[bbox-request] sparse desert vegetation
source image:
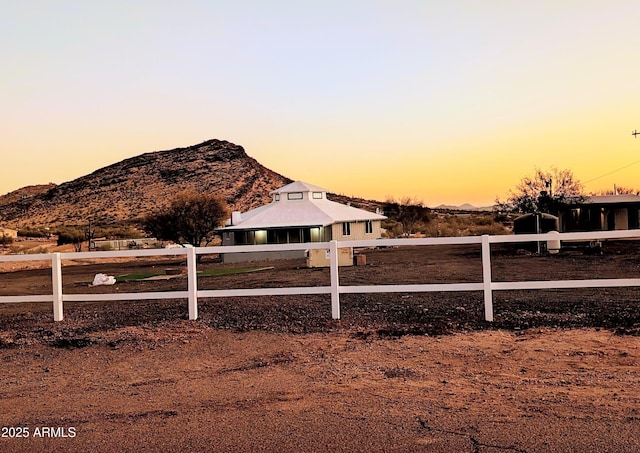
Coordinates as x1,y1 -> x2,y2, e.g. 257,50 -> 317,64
1,143 -> 638,452
1,242 -> 640,452
383,211 -> 509,238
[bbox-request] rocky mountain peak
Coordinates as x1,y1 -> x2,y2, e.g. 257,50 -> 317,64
0,140 -> 291,227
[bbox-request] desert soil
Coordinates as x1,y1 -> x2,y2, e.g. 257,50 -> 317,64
1,241 -> 640,452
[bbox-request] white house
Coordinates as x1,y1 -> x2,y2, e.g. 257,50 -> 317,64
219,181 -> 386,265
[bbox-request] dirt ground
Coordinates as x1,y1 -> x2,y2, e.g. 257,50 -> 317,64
1,241 -> 640,452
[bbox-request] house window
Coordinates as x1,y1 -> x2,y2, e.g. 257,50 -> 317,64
342,222 -> 351,236
255,230 -> 267,244
267,228 -> 289,244
288,228 -> 302,243
275,194 -> 280,201
287,192 -> 303,200
312,192 -> 323,199
365,220 -> 373,234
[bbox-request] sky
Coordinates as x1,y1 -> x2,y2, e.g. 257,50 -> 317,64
2,1 -> 639,207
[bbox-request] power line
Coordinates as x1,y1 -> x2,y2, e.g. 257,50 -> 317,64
584,130 -> 639,184
583,158 -> 640,184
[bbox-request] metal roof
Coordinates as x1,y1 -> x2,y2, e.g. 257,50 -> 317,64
224,181 -> 386,230
583,194 -> 640,205
270,181 -> 328,194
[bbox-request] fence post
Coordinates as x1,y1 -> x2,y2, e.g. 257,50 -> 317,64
481,235 -> 493,322
51,253 -> 63,321
187,247 -> 198,320
329,240 -> 340,319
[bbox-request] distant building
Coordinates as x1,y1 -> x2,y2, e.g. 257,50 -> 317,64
91,238 -> 159,251
0,227 -> 18,239
219,181 -> 386,265
559,195 -> 640,232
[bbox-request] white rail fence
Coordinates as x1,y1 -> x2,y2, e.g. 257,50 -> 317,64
1,230 -> 640,323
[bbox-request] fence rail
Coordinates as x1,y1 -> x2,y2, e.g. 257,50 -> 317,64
1,230 -> 640,322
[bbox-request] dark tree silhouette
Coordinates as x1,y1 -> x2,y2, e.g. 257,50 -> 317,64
57,227 -> 85,252
383,196 -> 432,237
143,191 -> 229,247
496,167 -> 585,215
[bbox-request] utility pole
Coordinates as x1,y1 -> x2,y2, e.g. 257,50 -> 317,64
85,219 -> 95,251
633,130 -> 639,138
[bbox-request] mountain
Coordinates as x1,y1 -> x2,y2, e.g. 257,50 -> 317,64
433,203 -> 494,212
0,140 -> 293,227
0,139 -> 383,228
0,183 -> 57,207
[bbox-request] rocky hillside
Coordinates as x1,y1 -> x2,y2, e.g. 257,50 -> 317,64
0,183 -> 57,207
0,140 -> 293,227
0,139 -> 383,228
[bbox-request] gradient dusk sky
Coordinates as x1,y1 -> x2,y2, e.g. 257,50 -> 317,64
2,1 -> 639,207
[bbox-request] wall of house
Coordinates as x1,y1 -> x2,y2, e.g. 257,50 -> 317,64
220,215 -> 383,264
603,207 -> 635,231
561,207 -> 603,232
331,220 -> 382,241
561,205 -> 640,232
0,228 -> 18,239
614,209 -> 629,230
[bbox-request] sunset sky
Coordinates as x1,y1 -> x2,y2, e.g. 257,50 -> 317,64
2,1 -> 639,207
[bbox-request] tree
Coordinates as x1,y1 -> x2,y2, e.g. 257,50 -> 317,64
143,191 -> 229,248
57,227 -> 85,252
383,196 -> 432,237
497,167 -> 585,215
590,186 -> 639,196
